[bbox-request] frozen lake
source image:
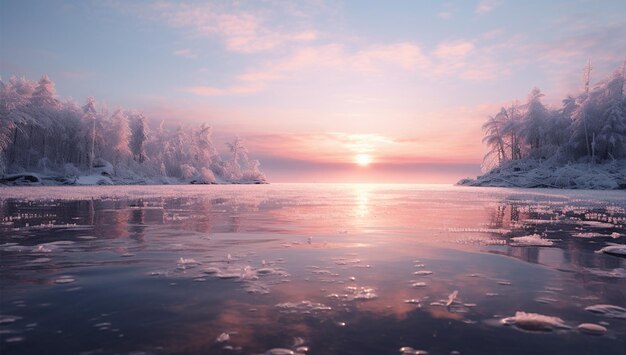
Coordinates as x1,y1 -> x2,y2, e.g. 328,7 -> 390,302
1,184 -> 625,354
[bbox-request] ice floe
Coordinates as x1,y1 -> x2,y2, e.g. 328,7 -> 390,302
413,270 -> 433,276
446,290 -> 459,307
176,257 -> 200,270
259,337 -> 309,355
595,244 -> 626,257
275,301 -> 332,314
510,234 -> 555,246
0,315 -> 22,325
54,275 -> 76,284
399,346 -> 428,354
327,286 -> 378,301
216,332 -> 230,343
585,267 -> 626,278
584,304 -> 626,319
500,311 -> 570,331
574,232 -> 617,238
577,323 -> 607,335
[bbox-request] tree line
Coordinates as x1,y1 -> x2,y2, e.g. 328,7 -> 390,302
482,60 -> 626,171
0,75 -> 266,183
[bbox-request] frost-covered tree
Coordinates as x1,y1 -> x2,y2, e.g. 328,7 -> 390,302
0,75 -> 266,183
594,71 -> 626,160
31,75 -> 59,109
520,88 -> 549,154
107,109 -> 132,168
82,97 -> 98,170
482,111 -> 507,169
225,136 -> 247,180
130,113 -> 149,163
501,102 -> 523,161
481,61 -> 626,171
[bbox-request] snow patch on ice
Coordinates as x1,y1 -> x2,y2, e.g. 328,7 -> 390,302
500,311 -> 570,331
595,244 -> 626,257
510,234 -> 554,246
275,301 -> 332,314
577,323 -> 607,335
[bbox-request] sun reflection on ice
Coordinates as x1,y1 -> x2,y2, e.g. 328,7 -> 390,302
354,185 -> 372,218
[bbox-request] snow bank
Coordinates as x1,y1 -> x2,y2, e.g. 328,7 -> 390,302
458,159 -> 626,190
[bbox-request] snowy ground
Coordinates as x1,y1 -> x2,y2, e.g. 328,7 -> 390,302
458,159 -> 626,190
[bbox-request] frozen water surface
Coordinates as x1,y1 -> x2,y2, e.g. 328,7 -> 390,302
1,184 -> 625,354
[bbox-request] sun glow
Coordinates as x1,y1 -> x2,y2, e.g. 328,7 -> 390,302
355,154 -> 372,166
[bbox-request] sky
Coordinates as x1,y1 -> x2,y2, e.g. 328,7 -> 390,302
1,0 -> 625,183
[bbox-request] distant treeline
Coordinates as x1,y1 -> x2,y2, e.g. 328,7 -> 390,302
482,60 -> 626,170
0,75 -> 265,183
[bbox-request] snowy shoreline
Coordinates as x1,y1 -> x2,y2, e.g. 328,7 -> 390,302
0,171 -> 267,186
457,159 -> 626,190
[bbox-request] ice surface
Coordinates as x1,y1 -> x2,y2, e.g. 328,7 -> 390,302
585,267 -> 626,278
264,349 -> 296,355
75,175 -> 113,186
510,234 -> 554,246
1,184 -> 625,353
500,311 -> 570,331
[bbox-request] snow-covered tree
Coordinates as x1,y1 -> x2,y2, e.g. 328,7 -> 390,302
482,111 -> 507,169
520,88 -> 548,153
0,74 -> 267,183
107,109 -> 132,169
130,113 -> 149,163
31,75 -> 59,109
481,61 -> 625,170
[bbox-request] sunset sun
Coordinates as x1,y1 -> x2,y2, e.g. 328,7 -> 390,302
355,154 -> 371,166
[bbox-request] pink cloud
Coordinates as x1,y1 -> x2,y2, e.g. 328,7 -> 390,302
173,48 -> 197,59
185,42 -> 428,96
234,42 -> 427,85
354,43 -> 430,72
149,2 -> 318,53
435,41 -> 474,59
183,83 -> 263,96
475,0 -> 502,15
